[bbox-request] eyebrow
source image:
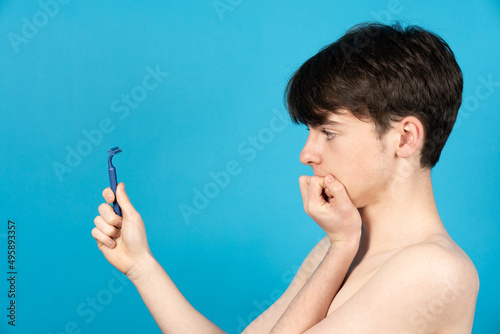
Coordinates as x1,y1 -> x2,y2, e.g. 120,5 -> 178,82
321,119 -> 343,126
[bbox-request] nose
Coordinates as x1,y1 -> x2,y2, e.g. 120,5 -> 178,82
300,131 -> 322,166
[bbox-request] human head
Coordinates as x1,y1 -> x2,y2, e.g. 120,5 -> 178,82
285,22 -> 463,168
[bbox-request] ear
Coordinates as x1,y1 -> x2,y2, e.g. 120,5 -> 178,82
394,116 -> 425,159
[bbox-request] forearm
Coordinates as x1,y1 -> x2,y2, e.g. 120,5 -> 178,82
127,255 -> 225,334
270,239 -> 358,334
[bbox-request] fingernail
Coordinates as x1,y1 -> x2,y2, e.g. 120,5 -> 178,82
108,240 -> 115,247
118,219 -> 122,227
326,175 -> 334,183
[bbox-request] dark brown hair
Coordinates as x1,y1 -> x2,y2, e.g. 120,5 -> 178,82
285,22 -> 463,168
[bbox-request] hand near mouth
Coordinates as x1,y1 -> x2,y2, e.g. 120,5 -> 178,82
298,174 -> 362,245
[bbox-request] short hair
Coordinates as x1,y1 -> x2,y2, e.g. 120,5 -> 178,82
285,22 -> 463,168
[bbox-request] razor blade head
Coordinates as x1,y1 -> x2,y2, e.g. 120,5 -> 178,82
108,147 -> 122,155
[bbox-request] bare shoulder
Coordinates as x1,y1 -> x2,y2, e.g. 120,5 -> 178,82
375,234 -> 480,331
310,234 -> 479,333
388,234 -> 479,292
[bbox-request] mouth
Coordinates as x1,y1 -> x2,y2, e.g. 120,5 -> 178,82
312,171 -> 327,177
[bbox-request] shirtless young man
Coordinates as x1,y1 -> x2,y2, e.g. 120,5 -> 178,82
92,23 -> 479,333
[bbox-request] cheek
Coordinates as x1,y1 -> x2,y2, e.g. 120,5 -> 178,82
323,146 -> 367,197
341,155 -> 374,200
333,143 -> 390,206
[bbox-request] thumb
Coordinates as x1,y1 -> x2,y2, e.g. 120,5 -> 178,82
324,175 -> 353,210
115,183 -> 139,217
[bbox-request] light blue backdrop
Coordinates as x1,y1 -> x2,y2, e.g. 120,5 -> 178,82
1,1 -> 499,333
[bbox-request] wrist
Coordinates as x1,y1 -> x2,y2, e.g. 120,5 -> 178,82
326,232 -> 361,256
126,253 -> 157,284
327,230 -> 361,247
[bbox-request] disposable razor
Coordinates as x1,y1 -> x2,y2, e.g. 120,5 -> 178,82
108,147 -> 122,216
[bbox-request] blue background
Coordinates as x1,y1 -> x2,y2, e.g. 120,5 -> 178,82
1,0 -> 499,333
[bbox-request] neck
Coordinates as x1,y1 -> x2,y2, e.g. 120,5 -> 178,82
357,166 -> 447,258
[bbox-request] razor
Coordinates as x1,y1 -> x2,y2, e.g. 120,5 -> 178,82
108,147 -> 122,217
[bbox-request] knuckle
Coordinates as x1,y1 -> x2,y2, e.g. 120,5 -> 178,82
94,218 -> 104,231
98,203 -> 109,213
106,226 -> 118,238
91,227 -> 101,240
103,224 -> 116,236
94,217 -> 113,236
102,189 -> 113,201
310,176 -> 320,183
110,216 -> 121,226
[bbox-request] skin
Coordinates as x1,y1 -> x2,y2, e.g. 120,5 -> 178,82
92,109 -> 479,333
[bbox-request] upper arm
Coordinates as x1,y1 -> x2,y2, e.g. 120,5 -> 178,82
304,243 -> 479,334
242,237 -> 331,334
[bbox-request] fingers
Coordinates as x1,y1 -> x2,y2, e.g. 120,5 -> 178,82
299,175 -> 311,213
94,216 -> 121,239
102,187 -> 115,204
307,176 -> 329,208
91,227 -> 116,248
298,174 -> 360,241
323,175 -> 352,211
95,200 -> 122,250
299,174 -> 351,213
115,183 -> 139,218
98,203 -> 122,228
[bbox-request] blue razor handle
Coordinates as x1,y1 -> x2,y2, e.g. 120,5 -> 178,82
108,147 -> 123,217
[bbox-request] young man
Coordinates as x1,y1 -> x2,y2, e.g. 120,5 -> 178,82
92,22 -> 479,333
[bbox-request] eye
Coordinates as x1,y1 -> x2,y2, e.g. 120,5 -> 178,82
322,129 -> 336,140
